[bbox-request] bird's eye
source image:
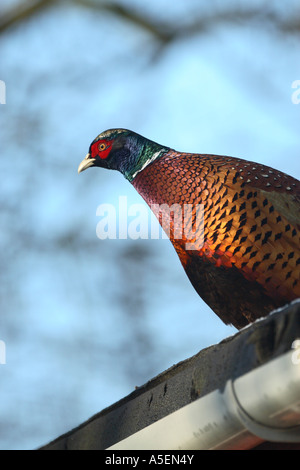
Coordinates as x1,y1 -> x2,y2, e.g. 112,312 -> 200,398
98,143 -> 107,152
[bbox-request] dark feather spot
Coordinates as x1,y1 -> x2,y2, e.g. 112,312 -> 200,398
225,219 -> 233,231
221,200 -> 229,210
252,261 -> 261,271
212,232 -> 219,243
232,172 -> 239,184
244,246 -> 253,255
262,231 -> 272,245
261,217 -> 267,226
255,209 -> 261,218
232,228 -> 243,242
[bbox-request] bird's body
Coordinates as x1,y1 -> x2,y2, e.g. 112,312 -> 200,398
78,129 -> 300,329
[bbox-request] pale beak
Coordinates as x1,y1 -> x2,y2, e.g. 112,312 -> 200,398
78,153 -> 95,174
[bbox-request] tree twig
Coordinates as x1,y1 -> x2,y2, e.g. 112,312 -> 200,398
0,0 -> 58,33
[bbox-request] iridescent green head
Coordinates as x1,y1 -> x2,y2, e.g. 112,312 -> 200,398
78,129 -> 168,182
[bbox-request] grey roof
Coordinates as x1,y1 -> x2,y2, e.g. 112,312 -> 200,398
40,300 -> 300,450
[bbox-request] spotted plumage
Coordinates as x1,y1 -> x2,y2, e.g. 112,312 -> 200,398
78,129 -> 300,329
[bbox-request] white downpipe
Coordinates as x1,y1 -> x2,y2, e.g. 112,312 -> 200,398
107,349 -> 300,450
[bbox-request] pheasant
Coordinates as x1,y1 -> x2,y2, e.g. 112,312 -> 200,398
78,129 -> 300,329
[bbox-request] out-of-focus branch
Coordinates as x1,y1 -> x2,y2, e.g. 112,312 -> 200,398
73,0 -> 300,42
280,17 -> 300,35
73,0 -> 175,43
0,0 -> 58,33
0,0 -> 299,41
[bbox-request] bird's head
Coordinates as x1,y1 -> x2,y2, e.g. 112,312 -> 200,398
78,128 -> 168,182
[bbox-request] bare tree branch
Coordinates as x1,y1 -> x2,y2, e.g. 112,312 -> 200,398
1,0 -> 299,40
73,0 -> 300,41
0,0 -> 58,33
73,0 -> 175,43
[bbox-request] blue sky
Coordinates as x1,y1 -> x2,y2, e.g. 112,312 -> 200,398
0,1 -> 299,450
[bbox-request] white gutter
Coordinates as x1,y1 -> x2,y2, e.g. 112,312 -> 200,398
107,349 -> 300,450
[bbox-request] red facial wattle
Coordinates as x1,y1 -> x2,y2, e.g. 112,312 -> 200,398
90,140 -> 112,159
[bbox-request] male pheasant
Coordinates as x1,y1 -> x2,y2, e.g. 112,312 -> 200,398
78,129 -> 300,329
